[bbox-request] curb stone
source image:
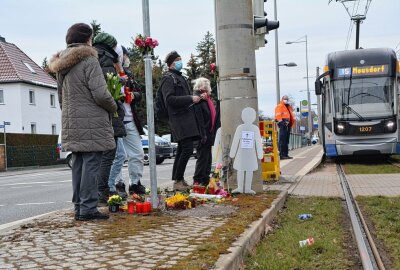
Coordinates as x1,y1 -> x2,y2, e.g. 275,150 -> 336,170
214,190 -> 288,270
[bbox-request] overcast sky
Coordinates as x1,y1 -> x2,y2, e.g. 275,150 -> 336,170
1,0 -> 398,117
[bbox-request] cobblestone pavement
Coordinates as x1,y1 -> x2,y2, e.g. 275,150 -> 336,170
0,210 -> 227,270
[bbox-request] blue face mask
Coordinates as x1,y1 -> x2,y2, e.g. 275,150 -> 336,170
174,60 -> 183,71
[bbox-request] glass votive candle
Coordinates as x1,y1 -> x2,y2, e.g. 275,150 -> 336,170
144,202 -> 152,213
136,203 -> 144,213
127,201 -> 135,214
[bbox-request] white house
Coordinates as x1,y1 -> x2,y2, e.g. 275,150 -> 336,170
0,36 -> 60,135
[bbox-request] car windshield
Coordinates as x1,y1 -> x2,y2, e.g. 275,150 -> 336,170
333,77 -> 394,120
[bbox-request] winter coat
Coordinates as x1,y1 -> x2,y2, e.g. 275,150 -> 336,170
128,90 -> 145,135
113,100 -> 126,137
49,44 -> 117,152
161,69 -> 200,142
194,98 -> 215,147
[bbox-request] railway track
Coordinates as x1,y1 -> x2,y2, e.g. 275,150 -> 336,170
337,163 -> 385,270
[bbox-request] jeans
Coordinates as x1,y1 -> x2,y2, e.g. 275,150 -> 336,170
97,137 -> 117,196
108,137 -> 127,192
71,151 -> 102,215
172,138 -> 194,181
123,122 -> 144,185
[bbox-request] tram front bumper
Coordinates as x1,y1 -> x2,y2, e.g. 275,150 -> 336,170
335,137 -> 397,156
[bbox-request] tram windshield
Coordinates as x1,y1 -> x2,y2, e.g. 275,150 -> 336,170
333,77 -> 394,120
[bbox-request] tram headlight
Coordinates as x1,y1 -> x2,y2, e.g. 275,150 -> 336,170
384,120 -> 396,133
336,123 -> 345,134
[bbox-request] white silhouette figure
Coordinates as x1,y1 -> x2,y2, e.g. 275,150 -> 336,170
229,107 -> 263,194
212,127 -> 222,165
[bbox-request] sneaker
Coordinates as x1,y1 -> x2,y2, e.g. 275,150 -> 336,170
77,211 -> 109,221
115,182 -> 126,193
280,156 -> 288,160
129,180 -> 146,195
285,156 -> 293,159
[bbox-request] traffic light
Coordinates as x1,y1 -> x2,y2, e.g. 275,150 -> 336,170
252,0 -> 279,49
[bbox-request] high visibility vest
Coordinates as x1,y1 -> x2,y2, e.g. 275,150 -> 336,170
274,101 -> 295,127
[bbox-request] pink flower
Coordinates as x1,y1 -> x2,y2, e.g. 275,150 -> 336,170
216,163 -> 222,170
144,37 -> 153,47
152,39 -> 159,48
134,37 -> 144,47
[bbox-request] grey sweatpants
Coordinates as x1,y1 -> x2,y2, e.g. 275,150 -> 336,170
71,152 -> 102,215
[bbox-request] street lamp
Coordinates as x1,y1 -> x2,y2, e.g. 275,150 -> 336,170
279,62 -> 297,67
286,35 -> 312,138
276,62 -> 297,105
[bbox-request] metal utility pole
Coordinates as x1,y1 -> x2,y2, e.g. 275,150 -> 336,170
274,0 -> 280,105
215,0 -> 262,192
142,0 -> 157,208
316,67 -> 322,142
353,16 -> 365,49
305,35 -> 312,138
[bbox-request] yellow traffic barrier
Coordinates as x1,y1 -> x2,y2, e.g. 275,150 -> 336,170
259,121 -> 280,181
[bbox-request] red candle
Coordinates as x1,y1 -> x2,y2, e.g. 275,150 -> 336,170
128,202 -> 135,214
144,202 -> 152,213
136,203 -> 144,213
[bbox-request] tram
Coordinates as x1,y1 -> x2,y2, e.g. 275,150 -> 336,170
315,48 -> 400,157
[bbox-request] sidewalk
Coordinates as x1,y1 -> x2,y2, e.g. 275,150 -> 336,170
0,146 -> 324,270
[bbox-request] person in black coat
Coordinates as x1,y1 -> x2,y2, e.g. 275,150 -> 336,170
192,78 -> 216,186
161,51 -> 202,190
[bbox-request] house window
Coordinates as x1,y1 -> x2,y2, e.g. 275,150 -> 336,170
29,90 -> 35,104
50,94 -> 55,107
0,89 -> 3,104
31,123 -> 36,134
52,124 -> 56,135
23,62 -> 36,74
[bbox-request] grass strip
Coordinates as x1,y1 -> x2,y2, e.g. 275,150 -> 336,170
245,197 -> 357,270
357,196 -> 400,269
343,162 -> 400,174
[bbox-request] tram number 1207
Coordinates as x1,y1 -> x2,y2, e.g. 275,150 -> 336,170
359,126 -> 372,132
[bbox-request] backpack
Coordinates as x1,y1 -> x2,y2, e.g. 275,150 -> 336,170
155,72 -> 177,121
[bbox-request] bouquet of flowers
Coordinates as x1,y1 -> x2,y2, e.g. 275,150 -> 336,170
165,193 -> 194,209
107,195 -> 123,206
134,34 -> 159,55
106,73 -> 124,101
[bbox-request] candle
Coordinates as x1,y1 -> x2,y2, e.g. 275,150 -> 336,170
128,201 -> 135,214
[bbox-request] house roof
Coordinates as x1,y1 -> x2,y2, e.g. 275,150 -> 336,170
0,40 -> 57,89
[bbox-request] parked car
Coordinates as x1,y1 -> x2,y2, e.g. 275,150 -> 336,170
161,134 -> 197,158
142,128 -> 173,165
57,131 -> 72,168
161,134 -> 178,156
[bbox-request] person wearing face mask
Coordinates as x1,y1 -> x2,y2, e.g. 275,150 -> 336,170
275,95 -> 295,160
161,51 -> 201,191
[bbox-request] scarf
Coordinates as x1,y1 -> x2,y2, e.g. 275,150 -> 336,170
206,96 -> 216,132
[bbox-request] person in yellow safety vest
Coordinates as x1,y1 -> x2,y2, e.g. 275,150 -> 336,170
274,95 -> 295,160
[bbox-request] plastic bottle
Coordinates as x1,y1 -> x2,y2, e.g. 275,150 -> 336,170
299,237 -> 314,247
298,214 -> 313,220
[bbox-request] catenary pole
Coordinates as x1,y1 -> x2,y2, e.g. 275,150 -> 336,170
305,35 -> 312,138
142,0 -> 158,208
215,0 -> 262,192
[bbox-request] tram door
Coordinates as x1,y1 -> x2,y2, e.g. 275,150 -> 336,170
323,80 -> 335,156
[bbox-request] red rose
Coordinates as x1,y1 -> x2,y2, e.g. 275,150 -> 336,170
144,37 -> 153,47
152,39 -> 159,48
134,37 -> 144,47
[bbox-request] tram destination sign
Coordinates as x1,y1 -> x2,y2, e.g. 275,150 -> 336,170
337,64 -> 388,78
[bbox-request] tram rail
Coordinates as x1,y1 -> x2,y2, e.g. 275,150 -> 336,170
337,163 -> 385,270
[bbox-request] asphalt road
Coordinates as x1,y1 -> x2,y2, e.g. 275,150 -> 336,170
0,158 -> 196,226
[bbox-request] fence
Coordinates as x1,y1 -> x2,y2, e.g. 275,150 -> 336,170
289,133 -> 304,150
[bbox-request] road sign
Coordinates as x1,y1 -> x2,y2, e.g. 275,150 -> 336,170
0,125 -> 4,128
300,126 -> 306,131
4,122 -> 10,125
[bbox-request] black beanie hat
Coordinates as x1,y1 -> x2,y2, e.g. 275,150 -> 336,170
66,23 -> 93,45
165,51 -> 181,67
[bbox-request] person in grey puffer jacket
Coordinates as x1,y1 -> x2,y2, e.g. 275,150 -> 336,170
49,23 -> 117,221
